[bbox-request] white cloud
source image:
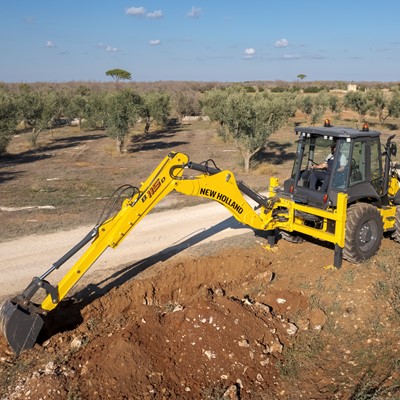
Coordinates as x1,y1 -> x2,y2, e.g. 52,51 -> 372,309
98,43 -> 119,52
147,10 -> 163,18
106,46 -> 119,52
149,39 -> 161,46
46,40 -> 55,48
187,6 -> 202,18
126,6 -> 146,16
243,48 -> 256,58
275,38 -> 289,48
125,6 -> 163,19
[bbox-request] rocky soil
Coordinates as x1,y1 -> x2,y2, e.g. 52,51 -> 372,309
1,232 -> 400,399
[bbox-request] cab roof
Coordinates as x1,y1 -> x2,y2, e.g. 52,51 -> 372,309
294,125 -> 381,139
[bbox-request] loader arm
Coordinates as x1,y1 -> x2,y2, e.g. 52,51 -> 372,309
1,152 -> 272,354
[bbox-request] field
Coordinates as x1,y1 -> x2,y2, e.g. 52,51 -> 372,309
0,117 -> 400,399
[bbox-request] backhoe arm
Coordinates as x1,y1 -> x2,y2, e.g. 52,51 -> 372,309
1,152 -> 272,354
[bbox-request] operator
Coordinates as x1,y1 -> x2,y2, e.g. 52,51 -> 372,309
309,142 -> 346,191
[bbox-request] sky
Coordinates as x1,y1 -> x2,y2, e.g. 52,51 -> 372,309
1,1 -> 400,83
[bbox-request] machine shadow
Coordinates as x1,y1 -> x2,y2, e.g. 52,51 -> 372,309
39,216 -> 257,341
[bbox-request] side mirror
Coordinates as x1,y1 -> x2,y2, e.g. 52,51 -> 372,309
391,142 -> 397,157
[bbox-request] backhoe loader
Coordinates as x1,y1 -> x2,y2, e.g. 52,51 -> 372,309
1,120 -> 400,355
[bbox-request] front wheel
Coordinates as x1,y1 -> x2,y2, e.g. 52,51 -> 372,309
343,203 -> 383,263
279,230 -> 304,244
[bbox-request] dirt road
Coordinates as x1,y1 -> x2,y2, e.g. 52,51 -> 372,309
0,202 -> 256,301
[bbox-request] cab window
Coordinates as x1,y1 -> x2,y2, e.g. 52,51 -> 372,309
370,139 -> 383,194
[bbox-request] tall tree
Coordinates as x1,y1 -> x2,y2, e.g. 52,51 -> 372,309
201,87 -> 296,172
297,74 -> 307,81
105,69 -> 132,83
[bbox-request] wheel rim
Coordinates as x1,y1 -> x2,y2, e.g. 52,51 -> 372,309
357,220 -> 379,252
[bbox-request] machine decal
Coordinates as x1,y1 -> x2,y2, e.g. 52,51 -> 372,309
142,177 -> 166,202
200,187 -> 243,214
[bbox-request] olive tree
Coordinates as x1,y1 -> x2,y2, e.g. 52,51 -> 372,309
367,89 -> 389,124
173,90 -> 201,120
140,91 -> 170,135
16,85 -> 58,147
65,85 -> 93,127
0,89 -> 19,156
387,91 -> 400,120
104,89 -> 142,153
343,91 -> 371,121
298,93 -> 328,125
298,95 -> 314,117
201,87 -> 296,172
327,93 -> 341,115
84,91 -> 108,130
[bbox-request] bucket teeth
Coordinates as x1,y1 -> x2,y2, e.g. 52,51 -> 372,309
0,301 -> 44,355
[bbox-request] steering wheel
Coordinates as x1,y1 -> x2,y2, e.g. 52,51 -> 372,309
307,159 -> 318,169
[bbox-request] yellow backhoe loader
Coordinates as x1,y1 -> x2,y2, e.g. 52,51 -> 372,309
1,121 -> 400,354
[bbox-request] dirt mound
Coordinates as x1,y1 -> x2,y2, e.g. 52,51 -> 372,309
1,236 -> 400,399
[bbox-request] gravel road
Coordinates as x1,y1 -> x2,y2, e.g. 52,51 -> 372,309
0,202 -> 256,302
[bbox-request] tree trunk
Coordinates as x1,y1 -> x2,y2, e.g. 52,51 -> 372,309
116,137 -> 124,154
29,127 -> 42,147
238,146 -> 262,173
144,117 -> 151,135
244,154 -> 251,173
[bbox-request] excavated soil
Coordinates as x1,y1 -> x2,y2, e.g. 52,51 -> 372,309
1,233 -> 400,400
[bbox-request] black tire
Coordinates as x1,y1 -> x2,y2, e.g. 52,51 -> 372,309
391,205 -> 400,243
279,230 -> 304,244
343,203 -> 383,263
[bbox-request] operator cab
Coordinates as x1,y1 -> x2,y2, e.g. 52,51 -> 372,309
282,121 -> 385,209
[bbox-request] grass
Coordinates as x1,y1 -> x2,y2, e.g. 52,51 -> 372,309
67,387 -> 83,400
350,369 -> 400,400
277,332 -> 325,379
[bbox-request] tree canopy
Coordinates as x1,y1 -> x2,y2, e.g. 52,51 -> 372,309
105,69 -> 132,82
201,86 -> 296,172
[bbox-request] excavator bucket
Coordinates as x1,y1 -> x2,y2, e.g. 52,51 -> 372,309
0,301 -> 44,355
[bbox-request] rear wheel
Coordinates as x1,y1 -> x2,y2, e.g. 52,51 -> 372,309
391,206 -> 400,243
343,203 -> 383,263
